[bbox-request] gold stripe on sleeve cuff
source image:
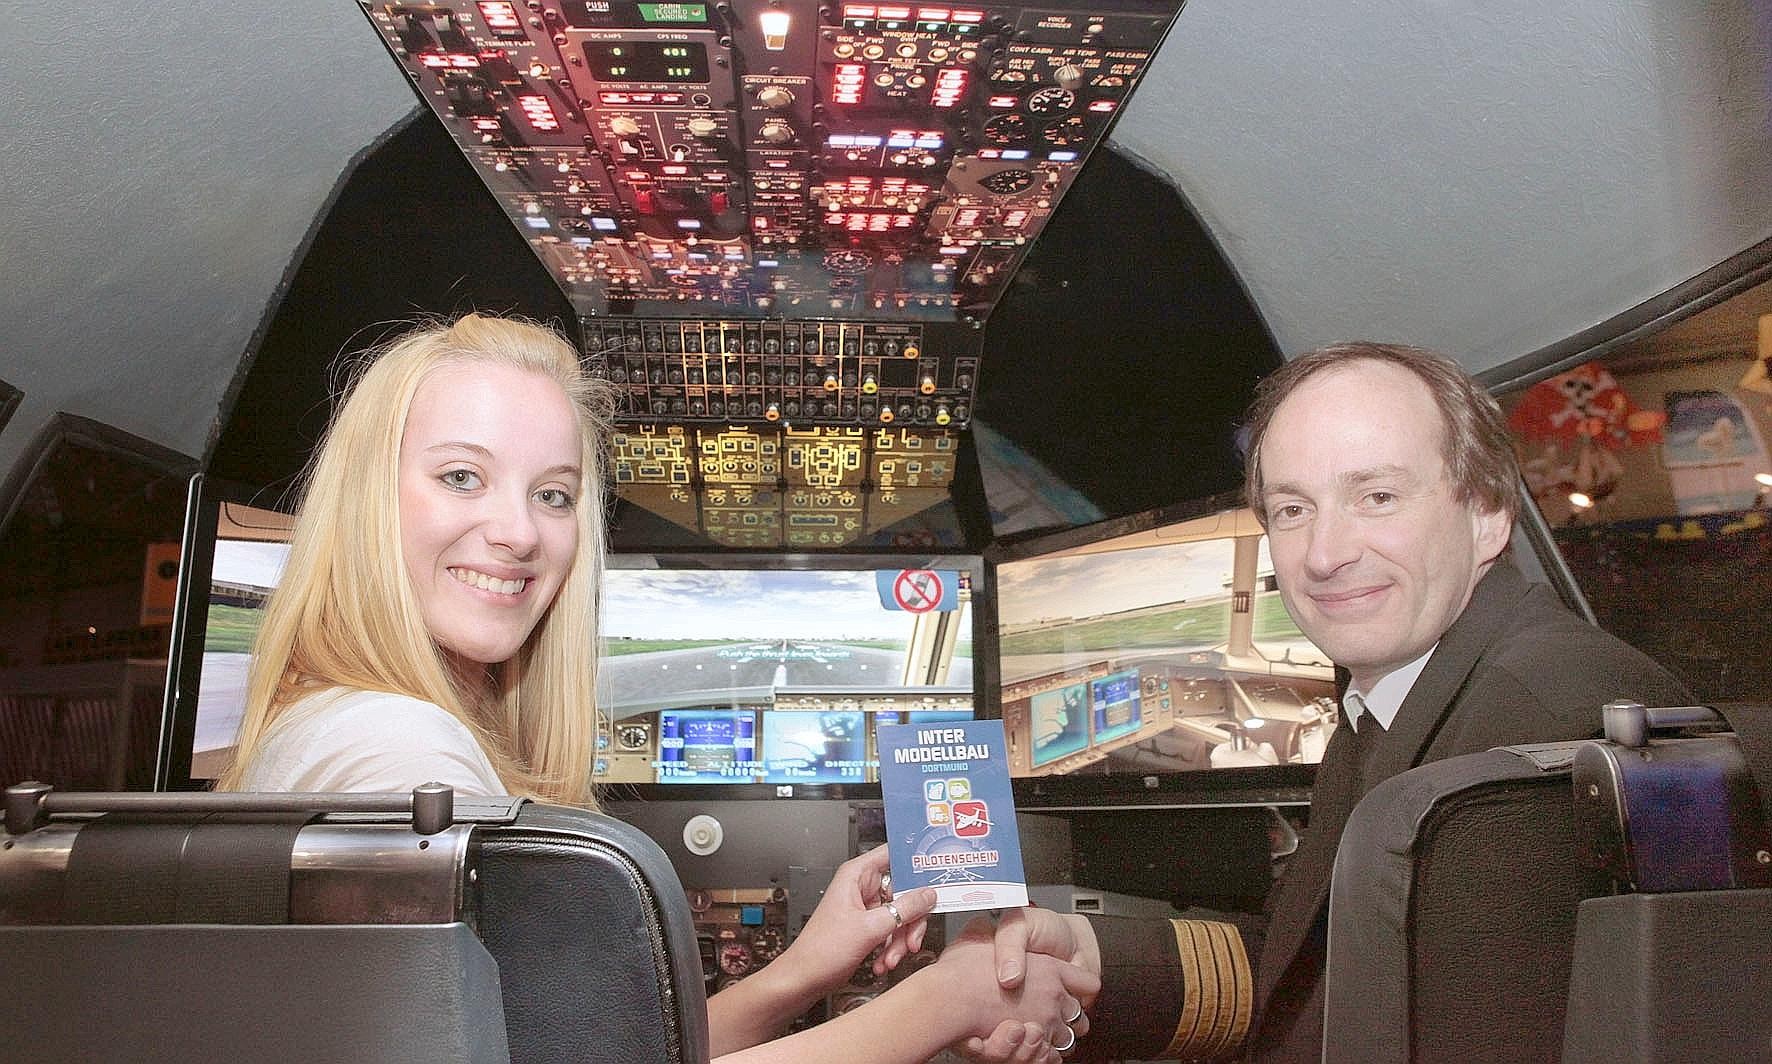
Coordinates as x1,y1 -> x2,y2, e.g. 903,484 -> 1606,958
1161,919 -> 1253,1062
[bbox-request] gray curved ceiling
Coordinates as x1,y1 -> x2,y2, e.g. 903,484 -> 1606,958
4,0 -> 1770,486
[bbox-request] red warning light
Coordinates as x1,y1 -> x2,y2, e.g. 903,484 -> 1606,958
917,7 -> 950,20
951,8 -> 984,21
843,3 -> 877,17
878,5 -> 912,19
988,95 -> 1018,108
477,2 -> 523,32
831,63 -> 867,105
930,67 -> 969,108
1088,99 -> 1118,113
517,94 -> 561,132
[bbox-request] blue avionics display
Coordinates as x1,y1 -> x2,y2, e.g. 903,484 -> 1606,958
760,711 -> 868,783
1090,669 -> 1143,744
657,709 -> 759,782
1029,682 -> 1089,766
905,709 -> 974,725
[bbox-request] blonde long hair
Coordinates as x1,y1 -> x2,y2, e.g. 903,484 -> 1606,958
218,314 -> 611,807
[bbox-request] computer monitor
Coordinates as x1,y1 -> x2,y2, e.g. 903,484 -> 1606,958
990,500 -> 1337,794
159,477 -> 984,795
159,475 -> 296,789
599,556 -> 982,792
656,708 -> 760,783
758,710 -> 868,784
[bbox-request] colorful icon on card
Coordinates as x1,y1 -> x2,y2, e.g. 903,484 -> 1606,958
951,800 -> 990,838
925,780 -> 947,802
947,778 -> 971,801
926,802 -> 951,826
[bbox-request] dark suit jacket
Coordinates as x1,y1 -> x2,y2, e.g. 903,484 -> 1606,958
1081,564 -> 1692,1063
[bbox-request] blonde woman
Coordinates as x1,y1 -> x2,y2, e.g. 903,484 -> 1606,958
221,314 -> 1088,1064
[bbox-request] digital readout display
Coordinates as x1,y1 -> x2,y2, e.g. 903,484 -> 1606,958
584,41 -> 710,83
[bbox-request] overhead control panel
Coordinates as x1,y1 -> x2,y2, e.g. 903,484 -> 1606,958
361,0 -> 1183,426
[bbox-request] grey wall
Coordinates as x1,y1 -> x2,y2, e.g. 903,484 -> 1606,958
0,0 -> 412,486
4,0 -> 1772,496
1109,0 -> 1772,365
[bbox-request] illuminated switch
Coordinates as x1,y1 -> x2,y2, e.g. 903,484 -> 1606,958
710,191 -> 730,212
634,189 -> 658,214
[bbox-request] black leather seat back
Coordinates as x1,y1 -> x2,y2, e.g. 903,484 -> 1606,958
479,804 -> 710,1064
1322,744 -> 1592,1064
0,791 -> 710,1064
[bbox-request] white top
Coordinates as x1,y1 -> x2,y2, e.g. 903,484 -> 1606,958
1345,646 -> 1436,732
238,688 -> 507,795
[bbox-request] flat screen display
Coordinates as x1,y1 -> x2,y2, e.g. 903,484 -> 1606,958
993,504 -> 1338,779
759,710 -> 868,783
657,708 -> 759,782
161,476 -> 981,794
1027,682 -> 1087,766
1090,669 -> 1143,744
599,556 -> 979,789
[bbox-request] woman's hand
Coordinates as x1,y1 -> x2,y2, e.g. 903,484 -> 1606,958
779,845 -> 938,998
708,846 -> 937,1054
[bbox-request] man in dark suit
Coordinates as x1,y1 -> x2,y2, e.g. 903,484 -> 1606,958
969,343 -> 1690,1063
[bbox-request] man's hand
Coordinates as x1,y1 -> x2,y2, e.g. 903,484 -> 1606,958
991,908 -> 1101,990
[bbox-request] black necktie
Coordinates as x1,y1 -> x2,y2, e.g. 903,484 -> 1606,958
1344,693 -> 1386,786
1356,711 -> 1387,785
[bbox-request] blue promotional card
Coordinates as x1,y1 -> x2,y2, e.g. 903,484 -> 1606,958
877,719 -> 1028,913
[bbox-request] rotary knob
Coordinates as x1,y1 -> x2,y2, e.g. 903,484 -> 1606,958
686,116 -> 719,137
758,85 -> 795,109
609,115 -> 642,137
1055,64 -> 1084,90
759,119 -> 795,144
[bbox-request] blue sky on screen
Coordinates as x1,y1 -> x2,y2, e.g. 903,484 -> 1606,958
995,537 -> 1273,626
603,568 -> 929,640
212,540 -> 290,590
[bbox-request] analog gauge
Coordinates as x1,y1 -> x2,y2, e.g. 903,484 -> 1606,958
823,249 -> 872,274
983,113 -> 1030,146
752,927 -> 786,960
1041,114 -> 1089,147
1025,86 -> 1076,115
978,168 -> 1035,195
718,942 -> 755,977
617,724 -> 649,750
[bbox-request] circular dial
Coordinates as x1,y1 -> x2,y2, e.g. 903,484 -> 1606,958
718,942 -> 755,976
1025,86 -> 1076,115
983,114 -> 1031,146
978,168 -> 1035,195
823,249 -> 872,275
617,724 -> 649,750
1041,114 -> 1089,147
751,927 -> 786,960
